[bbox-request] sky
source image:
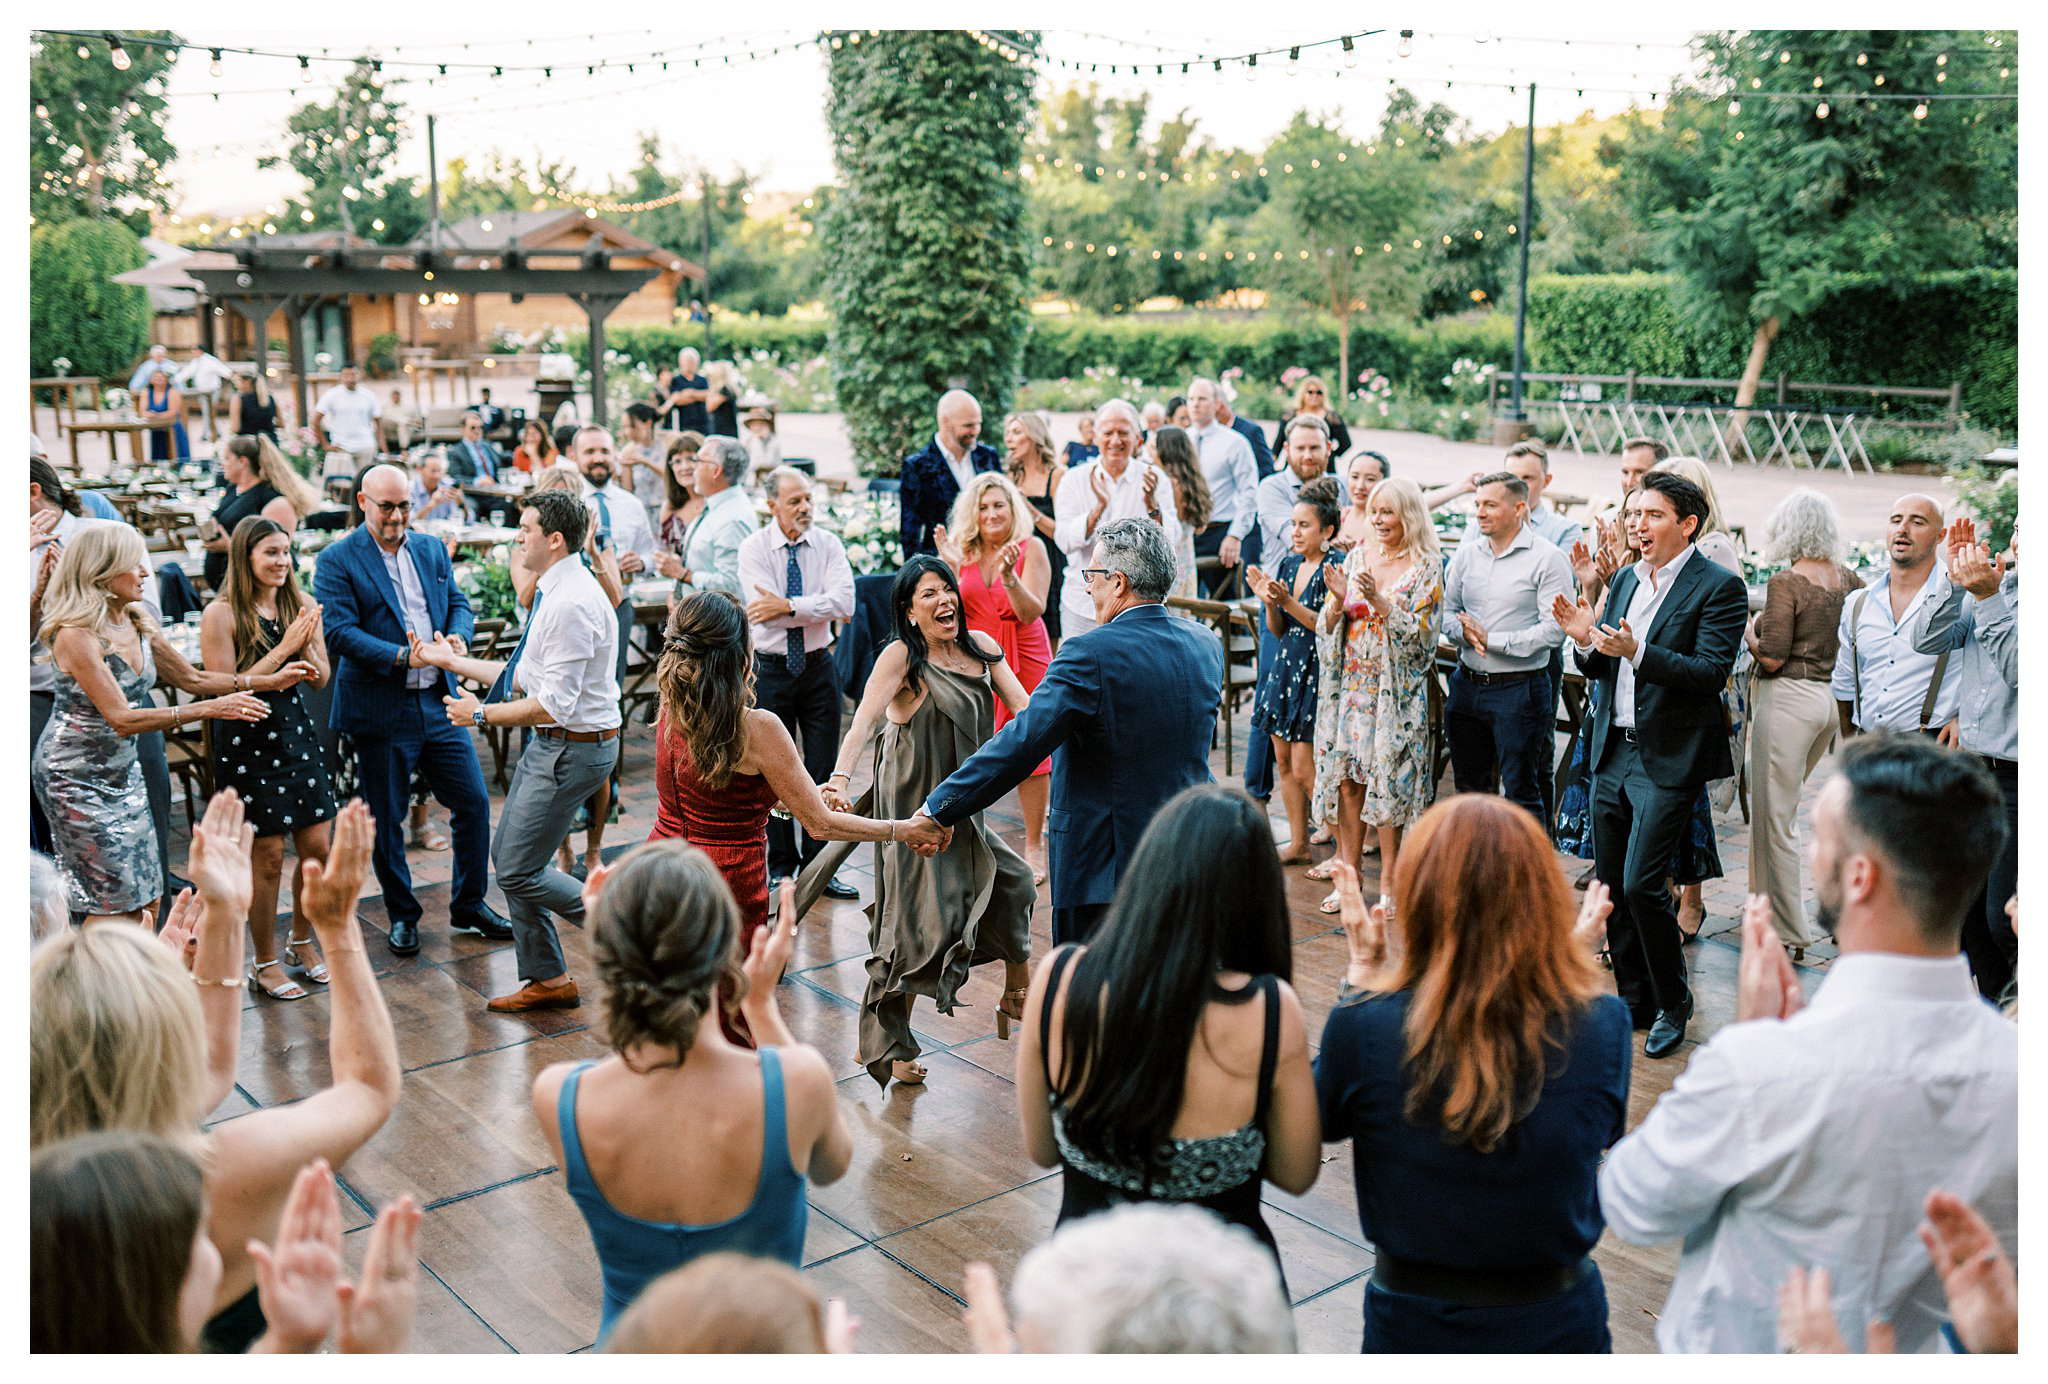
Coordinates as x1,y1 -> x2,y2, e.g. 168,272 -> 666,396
139,17 -> 1714,222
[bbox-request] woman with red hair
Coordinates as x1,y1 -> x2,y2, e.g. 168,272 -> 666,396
1313,794 -> 1629,1352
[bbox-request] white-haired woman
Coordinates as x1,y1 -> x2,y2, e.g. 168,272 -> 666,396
1745,489 -> 1863,953
34,524 -> 285,922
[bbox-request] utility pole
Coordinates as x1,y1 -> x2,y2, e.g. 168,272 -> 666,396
425,114 -> 441,253
699,171 -> 714,358
1509,82 -> 1536,423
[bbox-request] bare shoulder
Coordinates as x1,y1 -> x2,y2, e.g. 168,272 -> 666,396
967,627 -> 1005,659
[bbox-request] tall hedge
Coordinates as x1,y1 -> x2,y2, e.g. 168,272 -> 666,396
1527,271 -> 2016,432
822,31 -> 1037,475
29,219 -> 152,379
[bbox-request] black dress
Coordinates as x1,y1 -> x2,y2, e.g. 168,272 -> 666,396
1024,489 -> 1066,644
709,386 -> 739,438
1274,411 -> 1352,460
236,389 -> 280,440
205,482 -> 281,591
211,615 -> 338,836
1040,948 -> 1285,1277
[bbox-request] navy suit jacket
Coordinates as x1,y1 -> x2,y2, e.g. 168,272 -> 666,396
446,437 -> 503,485
1579,552 -> 1748,789
314,526 -> 476,737
924,602 -> 1222,909
898,439 -> 1002,558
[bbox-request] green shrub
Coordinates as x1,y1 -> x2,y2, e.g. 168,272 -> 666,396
29,219 -> 151,379
1948,462 -> 2017,553
365,332 -> 401,378
1525,271 -> 2016,434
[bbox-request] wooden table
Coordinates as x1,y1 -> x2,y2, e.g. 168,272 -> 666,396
63,414 -> 157,468
31,375 -> 101,424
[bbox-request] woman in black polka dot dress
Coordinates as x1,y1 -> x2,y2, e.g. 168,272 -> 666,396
200,517 -> 337,1000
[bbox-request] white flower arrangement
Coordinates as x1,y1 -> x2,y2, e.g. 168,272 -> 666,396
537,352 -> 579,382
818,489 -> 903,576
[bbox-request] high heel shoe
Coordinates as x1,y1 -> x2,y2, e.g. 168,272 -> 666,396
250,958 -> 308,1001
282,933 -> 329,984
995,987 -> 1028,1040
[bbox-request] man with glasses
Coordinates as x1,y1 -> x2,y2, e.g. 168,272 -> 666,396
315,463 -> 511,955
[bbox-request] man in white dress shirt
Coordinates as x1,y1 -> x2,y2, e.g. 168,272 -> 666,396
739,466 -> 857,896
1598,734 -> 2015,1354
1053,399 -> 1179,638
1832,493 -> 1961,742
572,425 -> 657,578
1184,377 -> 1258,593
418,489 -> 622,1014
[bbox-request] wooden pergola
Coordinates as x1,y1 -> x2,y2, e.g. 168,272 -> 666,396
182,233 -> 659,428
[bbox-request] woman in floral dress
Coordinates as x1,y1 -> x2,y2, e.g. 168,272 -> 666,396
1311,476 -> 1442,917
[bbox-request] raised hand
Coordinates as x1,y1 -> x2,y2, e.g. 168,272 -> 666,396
822,1297 -> 860,1354
932,523 -> 966,570
248,1159 -> 345,1354
1918,1189 -> 2019,1354
1141,464 -> 1161,506
1568,539 -> 1599,592
188,788 -> 256,920
741,879 -> 800,1000
1593,543 -> 1621,584
1330,860 -> 1387,976
962,1261 -> 1019,1354
996,538 -> 1024,575
1736,894 -> 1804,1023
1777,1265 -> 1893,1355
30,506 -> 61,550
1349,565 -> 1379,610
1088,466 -> 1111,511
1950,537 -> 2008,599
1552,593 -> 1596,645
300,799 -> 373,938
281,603 -> 321,655
157,886 -> 202,970
1574,879 -> 1612,954
337,1195 -> 422,1354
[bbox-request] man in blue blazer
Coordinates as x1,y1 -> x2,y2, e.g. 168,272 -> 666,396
909,517 -> 1222,944
1554,469 -> 1747,1059
898,388 -> 1002,559
315,464 -> 510,954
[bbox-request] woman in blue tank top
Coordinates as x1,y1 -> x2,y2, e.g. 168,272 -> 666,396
531,841 -> 853,1342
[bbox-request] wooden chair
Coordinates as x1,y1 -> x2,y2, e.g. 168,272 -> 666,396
1166,594 -> 1261,775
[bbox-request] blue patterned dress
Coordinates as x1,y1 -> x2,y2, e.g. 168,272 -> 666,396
1252,551 -> 1338,744
33,626 -> 164,913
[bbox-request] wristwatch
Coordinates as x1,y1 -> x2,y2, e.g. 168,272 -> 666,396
471,706 -> 488,728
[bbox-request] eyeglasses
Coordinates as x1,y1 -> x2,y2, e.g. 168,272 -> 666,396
1081,567 -> 1118,585
367,499 -> 412,515
1303,388 -> 1324,396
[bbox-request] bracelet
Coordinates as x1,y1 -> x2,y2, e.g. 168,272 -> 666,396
827,770 -> 850,783
172,706 -> 183,728
193,973 -> 246,988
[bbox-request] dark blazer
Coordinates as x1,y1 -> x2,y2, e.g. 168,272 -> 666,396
446,436 -> 503,485
1229,412 -> 1277,478
1579,550 -> 1748,789
924,602 -> 1222,909
314,526 -> 476,737
898,438 -> 1002,558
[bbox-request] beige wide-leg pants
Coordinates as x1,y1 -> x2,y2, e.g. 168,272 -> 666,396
1747,675 -> 1839,947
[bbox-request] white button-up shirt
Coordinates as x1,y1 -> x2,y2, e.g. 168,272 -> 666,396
1191,422 -> 1259,533
934,432 -> 977,494
378,538 -> 440,690
1052,457 -> 1182,629
1580,544 -> 1695,729
1598,952 -> 2017,1354
580,476 -> 660,567
1832,568 -> 1963,733
513,557 -> 620,731
736,522 -> 855,657
1443,521 -> 1575,673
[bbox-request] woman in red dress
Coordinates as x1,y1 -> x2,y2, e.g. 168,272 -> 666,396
649,591 -> 902,1044
935,472 -> 1054,882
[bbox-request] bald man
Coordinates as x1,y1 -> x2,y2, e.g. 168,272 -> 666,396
899,389 -> 1002,558
1832,493 -> 1960,742
315,463 -> 510,954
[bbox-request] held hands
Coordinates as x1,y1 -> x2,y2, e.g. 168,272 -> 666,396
299,799 -> 374,940
1736,894 -> 1805,1023
188,788 -> 257,920
821,776 -> 854,813
898,810 -> 953,857
747,584 -> 794,624
1457,611 -> 1490,656
408,630 -> 458,670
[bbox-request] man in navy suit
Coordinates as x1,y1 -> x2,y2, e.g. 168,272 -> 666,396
898,389 -> 1001,559
1555,470 -> 1747,1058
315,464 -> 511,954
907,517 -> 1223,944
446,412 -> 511,522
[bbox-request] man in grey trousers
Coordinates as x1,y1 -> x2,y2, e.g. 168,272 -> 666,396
414,488 -> 621,1013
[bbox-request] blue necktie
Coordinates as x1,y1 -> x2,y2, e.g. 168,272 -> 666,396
487,588 -> 540,703
592,489 -> 613,542
784,542 -> 805,674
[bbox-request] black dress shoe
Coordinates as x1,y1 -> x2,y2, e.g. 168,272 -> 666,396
1628,1006 -> 1658,1032
820,874 -> 860,901
450,903 -> 514,941
387,920 -> 421,955
1644,994 -> 1695,1059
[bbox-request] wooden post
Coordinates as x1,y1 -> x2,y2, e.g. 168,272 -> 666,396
1947,381 -> 1963,430
576,292 -> 629,428
1625,370 -> 1637,403
1776,372 -> 1788,404
283,297 -> 312,433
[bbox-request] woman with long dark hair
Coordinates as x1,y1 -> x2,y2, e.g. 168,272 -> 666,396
1013,785 -> 1320,1268
811,554 -> 1036,1088
200,516 -> 336,1000
1145,425 -> 1212,601
202,435 -> 319,592
647,591 -> 901,1044
1315,794 -> 1627,1351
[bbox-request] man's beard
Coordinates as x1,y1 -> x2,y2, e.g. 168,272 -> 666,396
1813,862 -> 1842,938
586,463 -> 612,485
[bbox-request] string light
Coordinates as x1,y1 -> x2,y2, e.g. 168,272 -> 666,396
1398,31 -> 1413,59
107,34 -> 131,70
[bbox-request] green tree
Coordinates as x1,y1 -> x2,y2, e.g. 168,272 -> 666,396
260,58 -> 406,237
1656,29 -> 2019,427
30,30 -> 180,232
823,30 -> 1038,474
1252,110 -> 1430,398
30,218 -> 152,377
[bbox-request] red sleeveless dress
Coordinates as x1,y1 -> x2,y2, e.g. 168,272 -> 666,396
650,716 -> 780,1044
957,547 -> 1053,777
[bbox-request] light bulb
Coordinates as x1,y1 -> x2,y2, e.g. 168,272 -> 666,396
1342,36 -> 1357,69
1913,102 -> 1928,119
1287,47 -> 1299,76
1397,30 -> 1413,59
109,39 -> 132,71
1815,100 -> 1830,118
209,49 -> 222,78
1728,98 -> 1741,115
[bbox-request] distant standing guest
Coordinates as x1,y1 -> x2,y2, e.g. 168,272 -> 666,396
1004,411 -> 1068,644
142,369 -> 190,462
1062,414 -> 1098,467
1145,425 -> 1213,602
1248,477 -> 1343,864
653,430 -> 706,576
704,361 -> 741,437
226,370 -> 280,442
899,389 -> 1002,559
1272,374 -> 1352,464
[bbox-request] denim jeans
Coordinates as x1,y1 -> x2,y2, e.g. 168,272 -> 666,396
1445,666 -> 1552,822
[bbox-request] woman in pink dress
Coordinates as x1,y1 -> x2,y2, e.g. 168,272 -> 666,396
935,471 -> 1054,882
648,591 -> 903,1045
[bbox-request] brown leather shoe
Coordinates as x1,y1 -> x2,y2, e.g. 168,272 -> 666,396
487,977 -> 581,1013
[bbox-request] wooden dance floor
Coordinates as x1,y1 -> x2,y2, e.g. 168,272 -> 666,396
194,712 -> 1834,1353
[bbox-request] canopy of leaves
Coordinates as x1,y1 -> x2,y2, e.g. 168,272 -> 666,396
258,58 -> 409,240
30,218 -> 152,377
823,30 -> 1037,473
30,30 -> 180,231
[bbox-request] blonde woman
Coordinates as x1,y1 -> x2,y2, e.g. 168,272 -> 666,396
34,524 -> 284,921
936,470 -> 1054,876
1652,456 -> 1744,939
30,799 -> 403,1353
1274,374 -> 1352,460
1311,477 -> 1443,916
202,435 -> 320,591
1004,410 -> 1068,642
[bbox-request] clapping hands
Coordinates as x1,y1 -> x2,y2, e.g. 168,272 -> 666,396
30,506 -> 60,551
188,788 -> 257,920
741,879 -> 800,1000
1735,894 -> 1805,1023
932,523 -> 966,570
1573,880 -> 1612,954
1552,592 -> 1597,645
1944,516 -> 2010,599
1330,860 -> 1388,979
249,1158 -> 422,1354
299,799 -> 373,940
961,1261 -> 1019,1353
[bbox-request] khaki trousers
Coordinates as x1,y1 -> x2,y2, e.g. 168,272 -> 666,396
1746,675 -> 1839,946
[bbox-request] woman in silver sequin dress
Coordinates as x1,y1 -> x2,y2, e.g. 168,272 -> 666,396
32,524 -> 285,922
